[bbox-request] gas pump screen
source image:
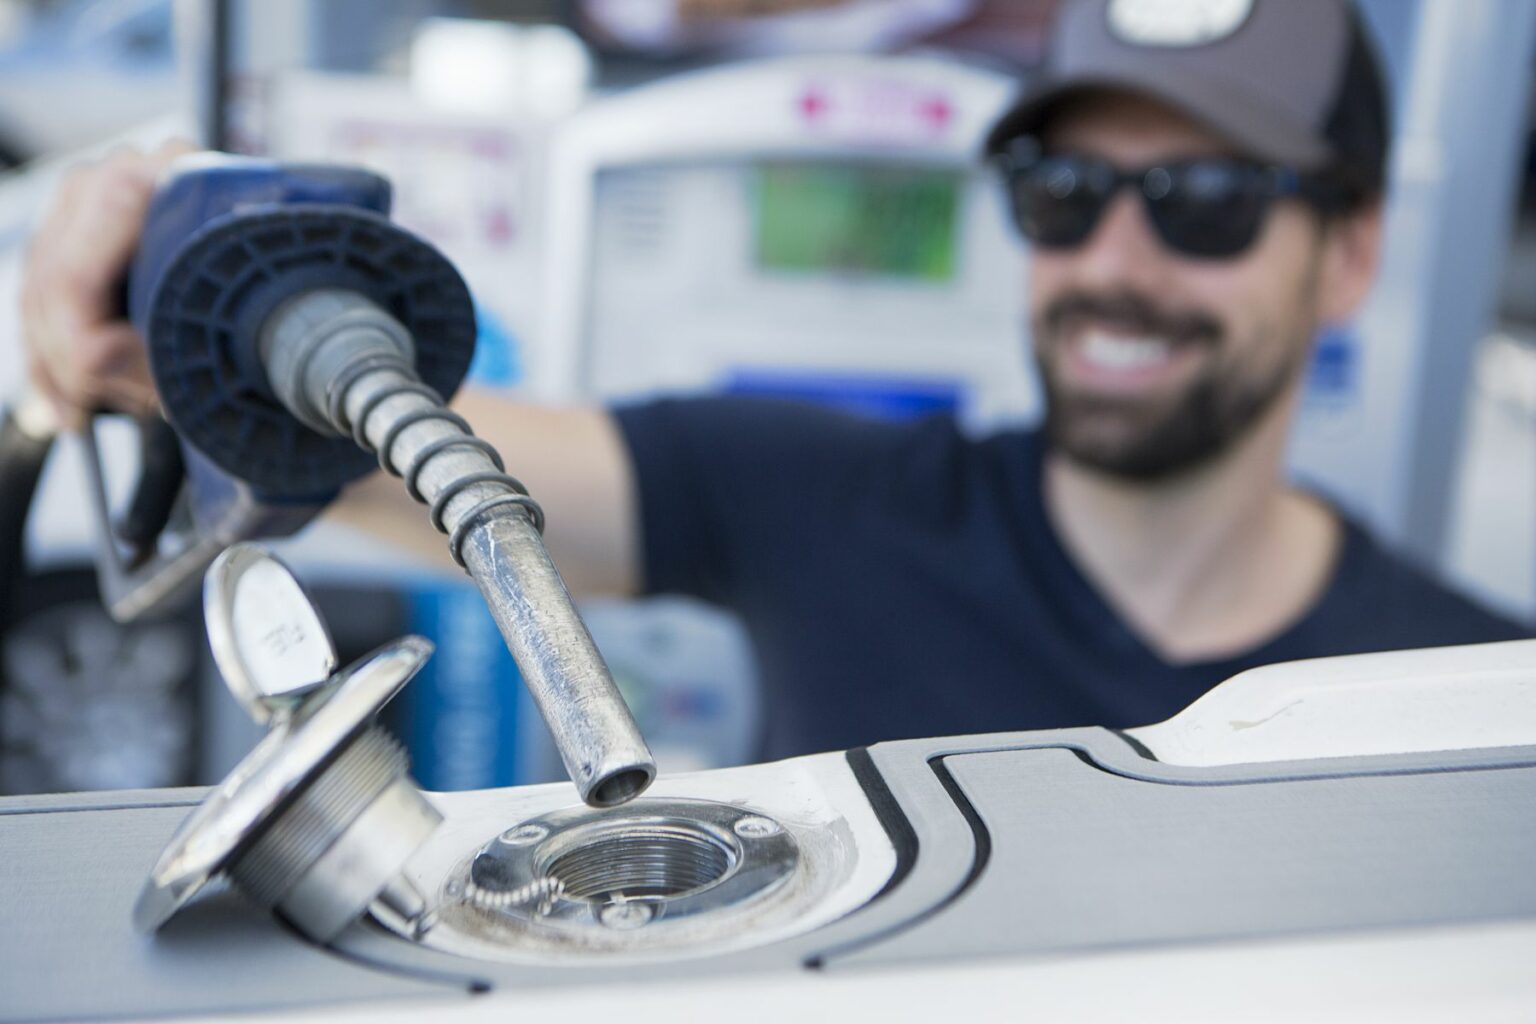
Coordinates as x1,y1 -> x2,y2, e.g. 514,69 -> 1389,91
754,163 -> 960,281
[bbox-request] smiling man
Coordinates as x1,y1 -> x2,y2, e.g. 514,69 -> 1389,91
976,0 -> 1452,669
21,0 -> 1528,762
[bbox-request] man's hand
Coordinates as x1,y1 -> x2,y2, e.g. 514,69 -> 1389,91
20,140 -> 196,430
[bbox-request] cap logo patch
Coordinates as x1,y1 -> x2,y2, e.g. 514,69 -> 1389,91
1107,0 -> 1254,47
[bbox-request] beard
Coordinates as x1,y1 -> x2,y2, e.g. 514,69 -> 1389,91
1033,288 -> 1311,480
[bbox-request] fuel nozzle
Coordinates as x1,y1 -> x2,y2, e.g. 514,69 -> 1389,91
253,285 -> 656,808
128,157 -> 654,809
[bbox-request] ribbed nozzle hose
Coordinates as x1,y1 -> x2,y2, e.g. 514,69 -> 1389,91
260,289 -> 656,807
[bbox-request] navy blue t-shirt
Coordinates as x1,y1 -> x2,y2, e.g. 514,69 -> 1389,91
614,397 -> 1530,760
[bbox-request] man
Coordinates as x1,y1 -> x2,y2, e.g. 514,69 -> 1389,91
22,0 -> 1527,760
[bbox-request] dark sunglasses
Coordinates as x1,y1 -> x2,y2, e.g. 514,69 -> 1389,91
995,139 -> 1349,259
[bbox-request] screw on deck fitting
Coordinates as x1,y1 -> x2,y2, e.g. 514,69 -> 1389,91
135,556 -> 443,942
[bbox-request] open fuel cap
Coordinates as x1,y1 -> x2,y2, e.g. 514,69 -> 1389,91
136,547 -> 442,942
203,544 -> 338,725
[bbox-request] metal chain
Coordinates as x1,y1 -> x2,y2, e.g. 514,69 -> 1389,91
460,876 -> 565,917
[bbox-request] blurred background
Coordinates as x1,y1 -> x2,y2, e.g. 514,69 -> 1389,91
0,0 -> 1531,797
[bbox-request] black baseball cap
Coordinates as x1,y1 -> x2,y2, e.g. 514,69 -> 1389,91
984,0 -> 1392,205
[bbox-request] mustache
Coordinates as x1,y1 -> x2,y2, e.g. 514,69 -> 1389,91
1038,290 -> 1224,346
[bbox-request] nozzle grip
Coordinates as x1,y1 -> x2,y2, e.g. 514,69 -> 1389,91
81,417 -> 327,622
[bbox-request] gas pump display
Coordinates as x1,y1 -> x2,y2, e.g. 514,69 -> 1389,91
536,53 -> 1032,425
574,154 -> 1028,421
754,163 -> 962,281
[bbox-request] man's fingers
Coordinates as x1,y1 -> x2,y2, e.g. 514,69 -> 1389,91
75,319 -> 148,382
91,378 -> 162,421
76,321 -> 159,415
153,137 -> 199,163
25,356 -> 83,433
19,143 -> 194,421
62,151 -> 160,316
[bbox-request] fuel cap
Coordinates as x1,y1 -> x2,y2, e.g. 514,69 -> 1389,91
135,545 -> 441,942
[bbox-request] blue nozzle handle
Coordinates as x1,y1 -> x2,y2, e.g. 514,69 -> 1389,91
89,155 -> 475,620
131,154 -> 476,501
128,155 -> 391,340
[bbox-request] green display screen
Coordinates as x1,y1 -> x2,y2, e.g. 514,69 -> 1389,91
754,163 -> 960,282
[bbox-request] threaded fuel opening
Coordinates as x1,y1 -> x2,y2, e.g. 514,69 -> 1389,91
539,823 -> 737,902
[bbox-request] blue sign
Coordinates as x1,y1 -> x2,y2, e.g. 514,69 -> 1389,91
723,368 -> 962,421
466,300 -> 522,388
1306,324 -> 1360,406
394,583 -> 526,790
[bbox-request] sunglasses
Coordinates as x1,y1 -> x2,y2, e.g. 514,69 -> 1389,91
995,140 -> 1349,259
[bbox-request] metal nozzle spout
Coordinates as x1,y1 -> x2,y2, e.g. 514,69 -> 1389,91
262,288 -> 656,807
459,513 -> 656,807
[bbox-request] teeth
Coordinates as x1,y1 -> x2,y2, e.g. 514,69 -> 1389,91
1079,331 -> 1172,371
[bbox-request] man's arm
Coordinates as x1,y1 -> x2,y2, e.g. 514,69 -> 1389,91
21,146 -> 642,597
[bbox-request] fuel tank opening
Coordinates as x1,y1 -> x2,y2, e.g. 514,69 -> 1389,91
540,820 -> 736,902
439,798 -> 801,951
368,758 -> 901,966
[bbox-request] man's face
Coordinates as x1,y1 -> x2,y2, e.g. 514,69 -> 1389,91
1027,92 -> 1334,479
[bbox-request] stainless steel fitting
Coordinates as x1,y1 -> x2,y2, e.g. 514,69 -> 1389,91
135,545 -> 441,942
